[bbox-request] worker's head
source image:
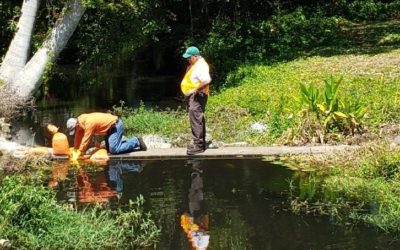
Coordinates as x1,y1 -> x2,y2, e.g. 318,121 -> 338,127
66,118 -> 77,135
183,46 -> 200,64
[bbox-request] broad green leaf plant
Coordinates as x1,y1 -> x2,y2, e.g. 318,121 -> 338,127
299,76 -> 367,136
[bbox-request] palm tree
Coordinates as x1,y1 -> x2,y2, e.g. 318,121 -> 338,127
0,0 -> 86,99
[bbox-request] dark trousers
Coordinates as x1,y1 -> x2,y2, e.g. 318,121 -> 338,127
188,92 -> 208,149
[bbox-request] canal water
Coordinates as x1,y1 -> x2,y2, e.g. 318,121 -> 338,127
51,158 -> 400,249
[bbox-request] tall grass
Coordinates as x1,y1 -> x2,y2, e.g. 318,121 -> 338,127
287,144 -> 400,233
0,175 -> 160,249
121,104 -> 188,139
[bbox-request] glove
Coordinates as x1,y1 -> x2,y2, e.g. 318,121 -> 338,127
71,149 -> 81,161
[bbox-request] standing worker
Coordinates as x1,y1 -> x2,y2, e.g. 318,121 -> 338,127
66,112 -> 146,157
181,46 -> 212,155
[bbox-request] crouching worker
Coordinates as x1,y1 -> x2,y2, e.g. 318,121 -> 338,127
66,112 -> 146,157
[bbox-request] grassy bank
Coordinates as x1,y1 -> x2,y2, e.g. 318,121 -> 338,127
122,20 -> 400,146
285,143 -> 400,233
123,50 -> 400,146
0,155 -> 160,249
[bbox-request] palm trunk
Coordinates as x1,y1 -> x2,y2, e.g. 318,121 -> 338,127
12,0 -> 86,98
0,0 -> 40,84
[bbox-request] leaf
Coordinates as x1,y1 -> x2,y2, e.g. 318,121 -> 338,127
334,111 -> 348,118
317,104 -> 327,112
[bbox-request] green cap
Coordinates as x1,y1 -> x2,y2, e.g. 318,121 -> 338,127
182,46 -> 200,58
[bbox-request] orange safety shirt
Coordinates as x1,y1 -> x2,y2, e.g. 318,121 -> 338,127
74,113 -> 118,153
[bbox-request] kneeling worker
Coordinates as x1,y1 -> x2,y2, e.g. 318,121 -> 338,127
66,112 -> 146,157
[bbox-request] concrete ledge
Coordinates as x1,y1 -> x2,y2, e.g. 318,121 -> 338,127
105,145 -> 357,160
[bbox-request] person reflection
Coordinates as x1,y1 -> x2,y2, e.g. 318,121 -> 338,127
49,160 -> 142,204
180,160 -> 210,250
48,163 -> 69,187
76,167 -> 117,204
108,160 -> 142,195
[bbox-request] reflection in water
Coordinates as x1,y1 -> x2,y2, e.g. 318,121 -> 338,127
50,160 -> 142,204
48,163 -> 69,187
76,168 -> 117,204
108,160 -> 141,194
52,159 -> 400,249
181,160 -> 210,250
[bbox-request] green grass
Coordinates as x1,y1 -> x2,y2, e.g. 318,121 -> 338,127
0,175 -> 160,249
285,143 -> 400,233
208,50 -> 400,143
121,104 -> 189,146
122,19 -> 400,146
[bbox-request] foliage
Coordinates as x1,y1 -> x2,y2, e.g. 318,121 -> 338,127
0,175 -> 160,249
118,102 -> 188,139
0,1 -> 20,55
287,144 -> 400,233
299,83 -> 319,114
320,0 -> 400,20
2,0 -> 400,92
203,8 -> 343,88
299,77 -> 366,136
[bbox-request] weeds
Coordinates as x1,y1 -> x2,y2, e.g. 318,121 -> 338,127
0,153 -> 50,176
285,143 -> 400,233
0,175 -> 160,249
299,76 -> 367,139
118,102 -> 188,140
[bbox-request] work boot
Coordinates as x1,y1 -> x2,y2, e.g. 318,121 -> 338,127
186,145 -> 205,155
138,137 -> 147,151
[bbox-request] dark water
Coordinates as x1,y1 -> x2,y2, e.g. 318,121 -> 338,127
52,159 -> 400,250
11,71 -> 181,147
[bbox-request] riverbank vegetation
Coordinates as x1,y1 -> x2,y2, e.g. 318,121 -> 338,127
122,30 -> 400,146
285,142 -> 400,233
0,155 -> 160,249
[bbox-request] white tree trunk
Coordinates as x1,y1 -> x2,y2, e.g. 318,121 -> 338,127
12,0 -> 86,98
0,0 -> 40,84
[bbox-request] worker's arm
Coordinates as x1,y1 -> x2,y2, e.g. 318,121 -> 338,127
194,60 -> 211,92
78,124 -> 95,154
197,78 -> 211,90
74,126 -> 84,150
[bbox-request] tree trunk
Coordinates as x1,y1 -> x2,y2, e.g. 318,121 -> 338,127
11,0 -> 86,98
0,0 -> 40,84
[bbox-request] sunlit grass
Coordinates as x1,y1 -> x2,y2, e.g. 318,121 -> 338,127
120,20 -> 400,146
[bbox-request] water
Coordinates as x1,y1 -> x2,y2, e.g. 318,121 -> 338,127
52,159 -> 400,249
10,70 -> 182,147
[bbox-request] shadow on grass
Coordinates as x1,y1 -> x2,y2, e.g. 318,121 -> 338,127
303,19 -> 400,57
215,19 -> 400,91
